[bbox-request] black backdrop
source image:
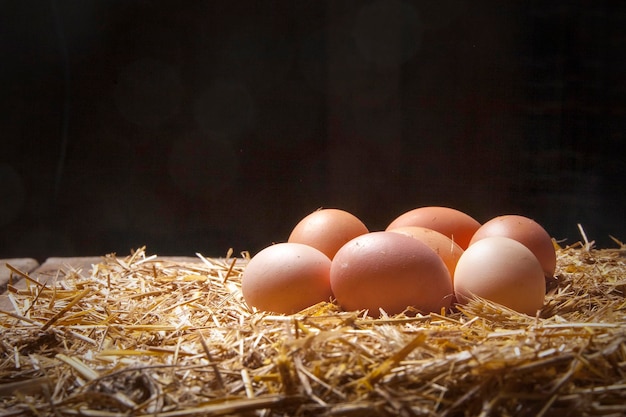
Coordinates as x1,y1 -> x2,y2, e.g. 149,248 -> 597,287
1,1 -> 624,261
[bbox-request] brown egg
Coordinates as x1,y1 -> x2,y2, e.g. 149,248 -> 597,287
469,214 -> 556,278
288,208 -> 369,259
453,236 -> 545,315
241,243 -> 333,314
388,226 -> 464,282
330,231 -> 453,316
386,206 -> 481,249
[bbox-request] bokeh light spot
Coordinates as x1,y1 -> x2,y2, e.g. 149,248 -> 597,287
193,80 -> 256,138
114,58 -> 183,127
167,133 -> 239,199
352,0 -> 423,68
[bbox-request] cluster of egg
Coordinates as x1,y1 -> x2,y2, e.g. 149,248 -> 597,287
241,206 -> 556,317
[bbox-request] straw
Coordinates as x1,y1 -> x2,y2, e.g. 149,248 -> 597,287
0,241 -> 624,416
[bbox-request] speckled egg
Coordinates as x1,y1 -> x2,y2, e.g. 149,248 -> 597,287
242,243 -> 333,314
453,236 -> 546,315
388,226 -> 464,282
288,208 -> 369,259
469,214 -> 556,278
386,206 -> 481,249
330,231 -> 453,316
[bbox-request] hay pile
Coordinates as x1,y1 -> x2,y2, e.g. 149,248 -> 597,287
1,242 -> 625,417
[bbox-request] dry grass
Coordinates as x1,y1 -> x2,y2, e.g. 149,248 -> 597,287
1,241 -> 625,417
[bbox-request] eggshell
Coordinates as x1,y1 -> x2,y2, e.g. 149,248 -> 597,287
388,226 -> 464,282
242,243 -> 333,314
288,208 -> 369,259
330,231 -> 453,316
386,206 -> 481,249
469,214 -> 557,278
453,236 -> 545,315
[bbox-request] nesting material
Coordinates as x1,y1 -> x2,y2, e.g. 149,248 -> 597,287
0,242 -> 625,417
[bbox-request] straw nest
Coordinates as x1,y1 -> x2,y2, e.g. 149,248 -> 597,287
1,239 -> 625,417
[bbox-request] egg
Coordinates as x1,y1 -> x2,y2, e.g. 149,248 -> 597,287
386,206 -> 481,249
453,236 -> 545,315
388,226 -> 464,282
469,214 -> 556,278
330,231 -> 453,316
288,208 -> 369,259
241,243 -> 333,314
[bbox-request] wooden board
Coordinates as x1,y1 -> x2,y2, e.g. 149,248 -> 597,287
0,258 -> 39,291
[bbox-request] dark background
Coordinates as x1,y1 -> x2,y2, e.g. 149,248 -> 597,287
1,1 -> 624,261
